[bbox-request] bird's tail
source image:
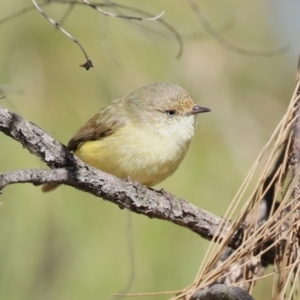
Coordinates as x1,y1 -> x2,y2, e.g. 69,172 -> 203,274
41,182 -> 61,193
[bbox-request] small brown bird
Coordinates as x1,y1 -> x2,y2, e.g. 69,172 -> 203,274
42,82 -> 210,192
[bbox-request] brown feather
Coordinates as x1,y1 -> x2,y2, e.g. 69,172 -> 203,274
67,99 -> 127,151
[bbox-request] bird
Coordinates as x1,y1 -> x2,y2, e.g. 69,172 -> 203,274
42,82 -> 210,192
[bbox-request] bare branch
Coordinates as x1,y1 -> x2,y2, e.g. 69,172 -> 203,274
0,105 -> 234,243
0,166 -> 227,241
0,105 -> 292,270
82,0 -> 164,21
1,1 -> 183,59
32,0 -> 93,70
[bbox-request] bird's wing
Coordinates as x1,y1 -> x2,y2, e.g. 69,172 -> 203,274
67,102 -> 126,151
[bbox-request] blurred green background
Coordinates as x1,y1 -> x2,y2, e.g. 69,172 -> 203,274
0,1 -> 298,299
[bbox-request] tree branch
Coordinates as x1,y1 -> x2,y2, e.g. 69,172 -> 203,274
2,104 -> 293,272
0,105 -> 237,243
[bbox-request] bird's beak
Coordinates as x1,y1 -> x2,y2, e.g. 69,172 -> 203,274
190,105 -> 211,115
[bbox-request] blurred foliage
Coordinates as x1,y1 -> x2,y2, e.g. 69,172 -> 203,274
0,1 -> 297,299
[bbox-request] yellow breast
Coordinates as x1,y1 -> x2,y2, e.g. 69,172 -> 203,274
74,123 -> 192,186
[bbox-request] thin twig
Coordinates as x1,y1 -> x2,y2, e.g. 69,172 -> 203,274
0,1 -> 183,59
82,0 -> 164,21
32,0 -> 93,70
55,0 -> 183,58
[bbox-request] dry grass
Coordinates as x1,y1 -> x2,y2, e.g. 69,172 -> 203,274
173,68 -> 300,299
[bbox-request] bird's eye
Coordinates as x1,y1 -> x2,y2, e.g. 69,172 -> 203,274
166,110 -> 176,117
